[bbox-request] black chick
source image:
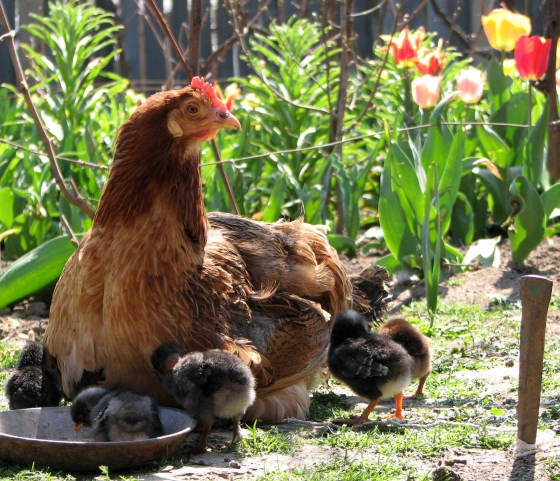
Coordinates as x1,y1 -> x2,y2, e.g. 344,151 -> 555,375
151,344 -> 256,452
328,309 -> 414,424
71,386 -> 163,442
377,318 -> 432,398
5,342 -> 62,410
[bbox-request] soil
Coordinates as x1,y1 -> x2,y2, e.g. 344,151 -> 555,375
1,237 -> 560,480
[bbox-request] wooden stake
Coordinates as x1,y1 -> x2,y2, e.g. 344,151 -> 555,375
517,275 -> 553,445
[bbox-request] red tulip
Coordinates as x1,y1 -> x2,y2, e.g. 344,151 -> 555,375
514,35 -> 551,80
381,28 -> 424,67
415,39 -> 444,76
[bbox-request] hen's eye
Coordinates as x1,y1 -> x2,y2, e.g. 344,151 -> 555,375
186,105 -> 199,114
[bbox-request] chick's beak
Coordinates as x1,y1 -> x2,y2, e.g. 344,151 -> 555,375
74,423 -> 84,432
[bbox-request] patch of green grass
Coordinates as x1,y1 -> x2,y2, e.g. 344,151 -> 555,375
308,391 -> 348,421
237,422 -> 299,455
313,422 -> 512,458
256,454 -> 428,481
0,344 -> 21,369
0,465 -> 75,481
544,456 -> 560,481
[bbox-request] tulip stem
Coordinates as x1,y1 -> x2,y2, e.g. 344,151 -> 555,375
527,82 -> 532,141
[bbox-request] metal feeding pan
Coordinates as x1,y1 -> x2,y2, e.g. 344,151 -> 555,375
0,406 -> 195,472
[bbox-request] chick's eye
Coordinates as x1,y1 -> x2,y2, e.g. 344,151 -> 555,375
186,105 -> 199,114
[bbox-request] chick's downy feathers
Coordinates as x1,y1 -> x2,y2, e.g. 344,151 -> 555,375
152,344 -> 255,452
328,310 -> 413,424
71,386 -> 163,442
5,342 -> 62,410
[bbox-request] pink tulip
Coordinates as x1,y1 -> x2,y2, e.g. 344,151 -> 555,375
456,68 -> 486,103
411,74 -> 442,109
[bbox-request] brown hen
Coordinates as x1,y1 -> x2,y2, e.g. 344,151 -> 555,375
45,77 -> 389,422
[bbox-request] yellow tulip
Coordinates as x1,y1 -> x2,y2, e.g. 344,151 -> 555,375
481,8 -> 531,52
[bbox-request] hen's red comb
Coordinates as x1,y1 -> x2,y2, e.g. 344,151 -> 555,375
190,76 -> 226,109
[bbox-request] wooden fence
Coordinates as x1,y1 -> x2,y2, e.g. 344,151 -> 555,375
0,0 -> 544,93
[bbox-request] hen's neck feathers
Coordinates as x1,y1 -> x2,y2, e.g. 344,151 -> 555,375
94,98 -> 208,249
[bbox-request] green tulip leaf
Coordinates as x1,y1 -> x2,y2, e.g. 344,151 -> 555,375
0,235 -> 76,310
508,176 -> 545,263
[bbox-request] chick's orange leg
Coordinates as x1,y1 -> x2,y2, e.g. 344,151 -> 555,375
404,373 -> 429,399
332,397 -> 380,425
383,392 -> 405,420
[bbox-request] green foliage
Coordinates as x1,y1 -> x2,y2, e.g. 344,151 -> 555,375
238,421 -> 297,455
229,19 -> 339,221
0,236 -> 76,309
0,0 -> 132,261
377,106 -> 464,314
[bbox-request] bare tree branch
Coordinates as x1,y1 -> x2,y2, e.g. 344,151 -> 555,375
188,0 -> 202,75
429,0 -> 472,51
544,0 -> 560,179
0,0 -> 95,219
145,0 -> 193,79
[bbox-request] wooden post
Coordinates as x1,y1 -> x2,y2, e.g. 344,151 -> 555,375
517,275 -> 553,444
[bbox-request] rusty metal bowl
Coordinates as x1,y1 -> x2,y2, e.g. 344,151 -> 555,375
0,406 -> 195,472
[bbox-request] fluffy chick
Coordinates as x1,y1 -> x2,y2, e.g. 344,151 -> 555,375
151,344 -> 256,452
5,342 -> 62,410
377,318 -> 432,398
328,310 -> 414,424
71,386 -> 163,442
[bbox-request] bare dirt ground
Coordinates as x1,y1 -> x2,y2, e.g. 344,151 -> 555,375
1,237 -> 560,480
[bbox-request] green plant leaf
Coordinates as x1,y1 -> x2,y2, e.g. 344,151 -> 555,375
450,192 -> 474,245
439,128 -> 464,233
486,58 -> 509,112
422,162 -> 441,316
378,157 -> 420,264
523,99 -> 549,188
462,237 -> 501,269
0,188 -> 16,228
327,234 -> 356,255
508,176 -> 545,263
541,183 -> 560,221
0,236 -> 76,309
262,175 -> 287,222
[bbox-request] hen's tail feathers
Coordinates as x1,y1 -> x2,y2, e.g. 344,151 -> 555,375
350,266 -> 392,325
243,376 -> 316,422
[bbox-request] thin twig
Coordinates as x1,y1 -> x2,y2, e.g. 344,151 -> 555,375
211,141 -> 239,215
188,0 -> 202,75
282,417 -> 517,432
0,0 -> 94,219
0,139 -> 112,170
60,215 -> 79,248
145,0 -> 193,80
130,0 -> 165,52
344,0 -> 404,134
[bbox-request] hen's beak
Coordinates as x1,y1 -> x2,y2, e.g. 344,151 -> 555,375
221,111 -> 242,131
74,423 -> 84,432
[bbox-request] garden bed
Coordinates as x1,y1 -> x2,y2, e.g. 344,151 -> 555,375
0,237 -> 559,480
